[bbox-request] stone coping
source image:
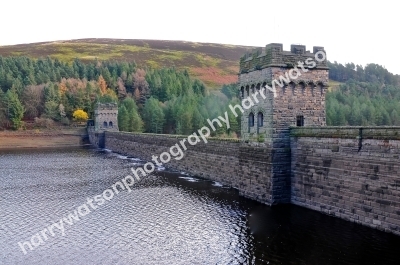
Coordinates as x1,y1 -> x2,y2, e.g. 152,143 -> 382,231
104,131 -> 241,143
290,126 -> 400,139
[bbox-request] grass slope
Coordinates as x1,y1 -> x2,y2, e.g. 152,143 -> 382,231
0,38 -> 255,88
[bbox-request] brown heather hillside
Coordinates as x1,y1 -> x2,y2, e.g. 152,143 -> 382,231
0,38 -> 255,88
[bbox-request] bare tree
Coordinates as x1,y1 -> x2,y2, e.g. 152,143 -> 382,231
117,77 -> 127,100
133,69 -> 149,105
22,85 -> 45,119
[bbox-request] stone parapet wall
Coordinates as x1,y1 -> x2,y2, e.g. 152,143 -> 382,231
291,127 -> 400,235
291,126 -> 400,140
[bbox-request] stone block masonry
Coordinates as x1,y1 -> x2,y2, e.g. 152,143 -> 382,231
104,131 -> 277,205
291,127 -> 400,235
238,44 -> 329,205
88,127 -> 400,236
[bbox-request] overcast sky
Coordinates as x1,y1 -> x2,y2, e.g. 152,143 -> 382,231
1,0 -> 398,74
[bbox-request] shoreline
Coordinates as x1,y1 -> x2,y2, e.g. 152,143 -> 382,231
0,129 -> 89,150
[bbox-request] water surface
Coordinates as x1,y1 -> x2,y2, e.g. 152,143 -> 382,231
1,147 -> 400,265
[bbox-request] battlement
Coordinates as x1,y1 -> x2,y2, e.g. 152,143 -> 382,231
94,103 -> 118,113
240,43 -> 328,73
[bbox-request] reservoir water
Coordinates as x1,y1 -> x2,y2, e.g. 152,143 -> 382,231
1,147 -> 400,265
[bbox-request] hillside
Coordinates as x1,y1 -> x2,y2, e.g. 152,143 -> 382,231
0,38 -> 254,88
1,38 -> 400,131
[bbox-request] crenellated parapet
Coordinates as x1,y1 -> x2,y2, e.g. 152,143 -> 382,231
240,43 -> 328,74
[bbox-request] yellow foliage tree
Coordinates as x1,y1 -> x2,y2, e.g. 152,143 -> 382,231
105,88 -> 118,100
72,109 -> 89,122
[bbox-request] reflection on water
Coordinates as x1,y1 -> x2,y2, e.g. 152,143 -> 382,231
1,147 -> 400,265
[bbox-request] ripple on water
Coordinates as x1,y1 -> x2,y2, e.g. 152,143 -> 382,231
1,148 -> 400,265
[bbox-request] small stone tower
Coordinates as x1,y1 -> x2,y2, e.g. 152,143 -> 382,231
94,103 -> 119,131
238,43 -> 329,203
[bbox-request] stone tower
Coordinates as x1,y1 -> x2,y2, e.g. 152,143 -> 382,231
238,43 -> 329,203
94,102 -> 119,131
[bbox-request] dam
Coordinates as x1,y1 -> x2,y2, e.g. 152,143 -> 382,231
89,44 -> 400,236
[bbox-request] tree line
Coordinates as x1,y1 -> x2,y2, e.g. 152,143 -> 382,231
328,61 -> 399,85
0,56 -> 240,136
1,55 -> 399,132
326,79 -> 400,126
326,61 -> 400,126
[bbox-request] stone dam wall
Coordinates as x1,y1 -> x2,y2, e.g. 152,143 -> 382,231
89,128 -> 400,235
291,127 -> 400,234
104,131 -> 276,205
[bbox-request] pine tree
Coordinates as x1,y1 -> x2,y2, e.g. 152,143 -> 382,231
215,120 -> 226,136
101,68 -> 112,88
45,100 -> 60,120
142,97 -> 165,133
6,87 -> 25,130
121,97 -> 137,112
228,111 -> 239,136
0,89 -> 8,127
192,107 -> 204,131
391,109 -> 400,125
131,109 -> 144,132
175,121 -> 182,135
118,105 -> 129,131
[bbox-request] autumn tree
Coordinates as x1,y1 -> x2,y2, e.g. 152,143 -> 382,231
58,79 -> 68,96
134,88 -> 141,102
98,88 -> 118,104
98,75 -> 107,95
133,69 -> 149,105
72,109 -> 89,122
22,84 -> 45,119
117,77 -> 127,100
